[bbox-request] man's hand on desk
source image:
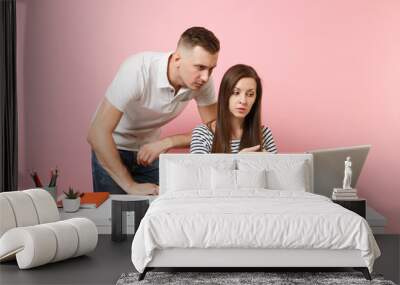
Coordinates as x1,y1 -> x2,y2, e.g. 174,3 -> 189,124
126,183 -> 159,196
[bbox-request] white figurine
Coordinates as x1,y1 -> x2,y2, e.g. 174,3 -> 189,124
342,156 -> 352,189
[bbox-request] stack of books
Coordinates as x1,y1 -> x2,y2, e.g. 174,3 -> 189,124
79,192 -> 109,209
332,188 -> 359,200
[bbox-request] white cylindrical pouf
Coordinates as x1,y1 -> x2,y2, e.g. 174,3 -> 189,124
24,189 -> 60,223
1,192 -> 39,227
0,226 -> 57,269
42,221 -> 79,262
64,218 -> 98,257
0,196 -> 17,237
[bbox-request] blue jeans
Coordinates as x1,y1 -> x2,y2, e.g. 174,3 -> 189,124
91,150 -> 159,194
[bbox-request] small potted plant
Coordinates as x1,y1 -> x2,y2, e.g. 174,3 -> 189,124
62,187 -> 83,212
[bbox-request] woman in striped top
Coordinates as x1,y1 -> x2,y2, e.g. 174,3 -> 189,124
190,64 -> 277,154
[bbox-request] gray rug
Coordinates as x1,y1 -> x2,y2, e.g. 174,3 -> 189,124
116,271 -> 396,285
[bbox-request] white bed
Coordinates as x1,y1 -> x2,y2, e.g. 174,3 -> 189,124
131,154 -> 380,280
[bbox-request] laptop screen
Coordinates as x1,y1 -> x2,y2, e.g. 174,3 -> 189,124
307,145 -> 371,198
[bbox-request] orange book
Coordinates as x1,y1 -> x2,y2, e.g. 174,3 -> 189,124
80,192 -> 109,208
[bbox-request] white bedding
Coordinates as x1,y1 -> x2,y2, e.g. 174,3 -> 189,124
131,190 -> 380,273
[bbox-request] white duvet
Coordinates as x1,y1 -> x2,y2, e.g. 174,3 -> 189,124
131,190 -> 380,273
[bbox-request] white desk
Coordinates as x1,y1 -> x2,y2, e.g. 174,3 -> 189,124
59,195 -> 156,234
60,196 -> 387,234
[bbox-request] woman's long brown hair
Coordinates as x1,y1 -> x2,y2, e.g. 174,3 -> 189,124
211,64 -> 263,153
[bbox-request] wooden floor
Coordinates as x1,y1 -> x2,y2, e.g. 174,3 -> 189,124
0,235 -> 398,285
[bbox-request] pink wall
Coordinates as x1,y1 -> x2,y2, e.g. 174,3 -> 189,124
16,0 -> 400,233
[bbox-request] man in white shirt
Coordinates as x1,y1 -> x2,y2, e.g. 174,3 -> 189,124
87,27 -> 219,195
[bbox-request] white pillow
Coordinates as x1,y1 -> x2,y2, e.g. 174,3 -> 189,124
266,164 -> 307,191
166,163 -> 207,191
166,160 -> 234,192
237,159 -> 309,191
211,168 -> 236,190
236,169 -> 267,188
211,168 -> 268,190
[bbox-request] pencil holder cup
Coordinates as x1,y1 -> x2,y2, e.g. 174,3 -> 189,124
44,186 -> 57,202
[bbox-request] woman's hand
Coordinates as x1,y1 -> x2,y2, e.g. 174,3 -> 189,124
239,145 -> 260,153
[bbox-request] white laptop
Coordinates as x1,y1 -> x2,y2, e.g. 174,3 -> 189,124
307,145 -> 371,198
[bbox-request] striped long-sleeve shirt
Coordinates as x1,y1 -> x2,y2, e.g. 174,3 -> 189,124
190,124 -> 278,154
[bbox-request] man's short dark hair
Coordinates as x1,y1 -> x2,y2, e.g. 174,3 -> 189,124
178,27 -> 220,54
